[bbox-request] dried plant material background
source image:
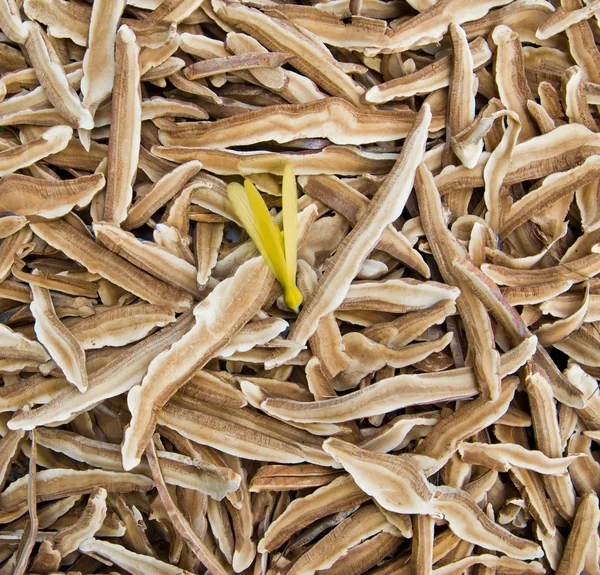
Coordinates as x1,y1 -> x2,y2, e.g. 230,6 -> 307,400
0,0 -> 599,573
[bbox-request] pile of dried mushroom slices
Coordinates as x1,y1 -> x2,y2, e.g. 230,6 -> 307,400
1,0 -> 600,573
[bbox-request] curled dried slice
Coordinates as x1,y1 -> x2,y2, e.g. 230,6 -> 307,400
0,0 -> 28,43
0,323 -> 49,374
31,283 -> 88,391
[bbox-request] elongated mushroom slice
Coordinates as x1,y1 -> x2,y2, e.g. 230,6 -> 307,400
0,125 -> 72,177
0,323 -> 49,374
121,256 -> 277,470
103,25 -> 141,224
364,37 -> 491,103
159,98 -> 443,148
8,312 -> 194,430
0,469 -> 153,523
0,429 -> 25,493
266,106 -> 430,368
31,283 -> 88,391
0,0 -> 28,43
0,173 -> 105,219
459,442 -> 583,474
30,218 -> 192,311
23,0 -> 91,46
194,222 -> 223,287
0,227 -> 32,282
248,463 -> 341,492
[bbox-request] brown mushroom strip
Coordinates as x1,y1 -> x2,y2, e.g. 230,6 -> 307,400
415,162 -> 500,399
184,52 -> 293,80
154,145 -> 396,176
103,25 -> 141,224
249,464 -> 341,492
567,432 -> 600,494
212,0 -> 367,107
159,98 -> 444,148
52,487 -> 107,557
0,0 -> 28,43
299,174 -> 429,276
537,1 -> 600,39
0,469 -> 153,523
65,304 -> 175,350
79,537 -> 196,575
93,222 -> 200,297
23,0 -> 91,46
364,38 -> 491,104
414,377 -> 519,471
555,491 -> 600,575
0,173 -> 105,219
458,442 -> 583,474
121,248 -> 295,470
23,23 -> 93,130
0,429 -> 24,493
432,555 -> 544,574
0,216 -> 27,240
266,107 -> 430,368
0,323 -> 49,374
194,222 -> 223,287
179,371 -> 247,410
0,227 -> 32,282
564,65 -> 598,132
0,374 -> 70,413
8,312 -> 194,430
0,125 -> 72,177
35,427 -> 239,498
259,474 -> 368,552
31,283 -> 88,391
30,218 -> 192,311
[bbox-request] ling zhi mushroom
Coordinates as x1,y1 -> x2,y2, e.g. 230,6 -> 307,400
0,0 -> 598,574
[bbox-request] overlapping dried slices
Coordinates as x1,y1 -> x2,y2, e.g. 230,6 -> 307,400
0,0 -> 599,573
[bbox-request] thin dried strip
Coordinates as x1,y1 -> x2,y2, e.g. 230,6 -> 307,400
541,292 -> 600,321
568,431 -> 600,494
299,174 -> 429,276
8,312 -> 194,430
0,173 -> 104,219
24,22 -> 92,129
266,106 -> 430,368
288,504 -> 391,575
0,125 -> 72,177
30,218 -> 192,311
0,469 -> 153,523
93,222 -> 200,297
122,252 -> 287,470
153,145 -> 396,176
79,537 -> 195,575
364,37 -> 491,103
31,283 -> 87,391
249,464 -> 341,492
458,442 -> 583,474
0,429 -> 24,492
159,98 -> 443,148
145,441 -> 230,575
52,487 -> 107,557
0,0 -> 28,43
499,154 -> 600,238
414,377 -> 518,471
184,52 -> 293,80
220,318 -> 288,358
537,1 -> 600,39
0,228 -> 32,282
11,263 -> 98,299
103,25 -> 141,224
179,371 -> 247,410
194,222 -> 223,287
564,65 -> 598,132
0,323 -> 49,374
0,374 -> 70,412
23,0 -> 91,46
383,0 -> 513,53
555,491 -> 600,575
562,0 -> 600,84
432,555 -> 544,574
433,489 -> 543,560
0,216 -> 27,240
416,162 -> 500,399
66,304 -> 176,349
213,0 -> 367,106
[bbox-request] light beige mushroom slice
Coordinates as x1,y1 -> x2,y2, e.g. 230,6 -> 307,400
432,554 -> 544,574
364,37 -> 491,104
23,0 -> 91,46
0,227 -> 32,282
459,442 -> 583,475
287,504 -> 392,575
121,254 -> 279,470
31,283 -> 88,391
564,65 -> 598,132
248,463 -> 341,492
30,218 -> 192,311
537,1 -> 600,39
79,537 -> 194,575
212,0 -> 367,107
0,428 -> 24,493
415,162 -> 500,400
183,51 -> 293,80
0,469 -> 153,523
0,374 -> 70,413
0,173 -> 105,219
153,144 -> 396,176
7,312 -> 194,430
433,489 -> 543,560
414,377 -> 519,471
159,98 -> 443,148
266,106 -> 430,369
103,25 -> 141,224
0,216 -> 27,240
323,438 -> 435,514
0,0 -> 28,43
23,22 -> 93,130
194,222 -> 223,287
0,323 -> 49,374
0,125 -> 72,177
299,174 -> 429,276
555,491 -> 600,575
383,0 -> 513,53
179,371 -> 247,410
